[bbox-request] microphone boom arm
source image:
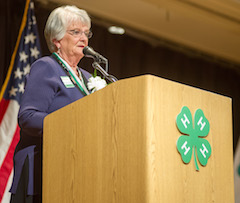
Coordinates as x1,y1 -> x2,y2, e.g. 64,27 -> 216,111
94,55 -> 109,73
92,62 -> 118,83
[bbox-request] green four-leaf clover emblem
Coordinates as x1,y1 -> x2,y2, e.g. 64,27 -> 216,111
238,164 -> 240,176
176,106 -> 211,171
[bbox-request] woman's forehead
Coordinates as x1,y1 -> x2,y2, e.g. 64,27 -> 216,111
67,20 -> 89,29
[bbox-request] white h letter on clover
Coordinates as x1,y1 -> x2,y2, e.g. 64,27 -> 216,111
200,144 -> 208,158
181,141 -> 190,155
197,117 -> 206,131
181,114 -> 190,128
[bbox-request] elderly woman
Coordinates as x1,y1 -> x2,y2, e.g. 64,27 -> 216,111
10,5 -> 93,203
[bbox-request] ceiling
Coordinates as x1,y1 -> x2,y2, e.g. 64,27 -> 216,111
36,0 -> 240,70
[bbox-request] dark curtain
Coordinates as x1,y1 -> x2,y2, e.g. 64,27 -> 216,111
1,0 -> 240,152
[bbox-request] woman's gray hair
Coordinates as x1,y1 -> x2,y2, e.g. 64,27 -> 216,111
44,5 -> 91,53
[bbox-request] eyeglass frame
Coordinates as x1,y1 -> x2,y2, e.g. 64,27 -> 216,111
66,29 -> 93,39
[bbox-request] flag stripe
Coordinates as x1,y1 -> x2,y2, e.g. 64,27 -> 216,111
0,100 -> 19,201
0,99 -> 10,125
0,0 -> 30,101
0,125 -> 20,201
0,101 -> 19,166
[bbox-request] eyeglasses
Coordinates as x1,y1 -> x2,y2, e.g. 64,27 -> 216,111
67,29 -> 93,39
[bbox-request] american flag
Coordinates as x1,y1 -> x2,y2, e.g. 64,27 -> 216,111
0,0 -> 41,201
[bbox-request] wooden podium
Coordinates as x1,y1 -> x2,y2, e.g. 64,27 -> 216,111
43,75 -> 234,203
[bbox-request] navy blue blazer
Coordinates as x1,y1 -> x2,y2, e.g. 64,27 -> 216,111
10,55 -> 91,195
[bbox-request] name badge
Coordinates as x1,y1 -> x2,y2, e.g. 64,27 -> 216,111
60,76 -> 75,88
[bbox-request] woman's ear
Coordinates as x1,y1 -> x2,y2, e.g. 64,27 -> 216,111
52,39 -> 60,50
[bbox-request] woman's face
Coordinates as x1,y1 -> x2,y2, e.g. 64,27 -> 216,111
55,21 -> 90,61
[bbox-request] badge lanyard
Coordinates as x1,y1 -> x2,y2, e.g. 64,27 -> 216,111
52,52 -> 90,96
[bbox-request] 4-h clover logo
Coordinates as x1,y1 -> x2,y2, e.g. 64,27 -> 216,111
176,106 -> 211,171
238,164 -> 240,176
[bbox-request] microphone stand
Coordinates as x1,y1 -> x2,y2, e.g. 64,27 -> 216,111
92,61 -> 118,83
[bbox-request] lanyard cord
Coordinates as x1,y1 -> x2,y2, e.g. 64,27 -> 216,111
52,52 -> 89,96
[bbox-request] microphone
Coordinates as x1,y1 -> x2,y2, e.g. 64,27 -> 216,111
83,46 -> 107,63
